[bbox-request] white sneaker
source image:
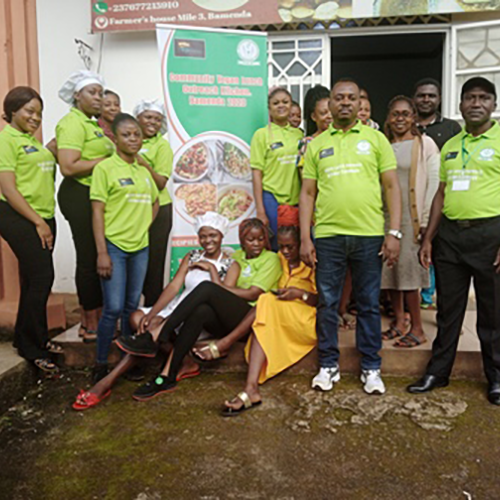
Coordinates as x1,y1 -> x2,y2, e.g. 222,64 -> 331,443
361,369 -> 386,395
312,366 -> 341,391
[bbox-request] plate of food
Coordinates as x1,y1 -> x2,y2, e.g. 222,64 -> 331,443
175,183 -> 217,223
222,141 -> 251,181
192,0 -> 249,11
173,140 -> 212,183
217,184 -> 255,225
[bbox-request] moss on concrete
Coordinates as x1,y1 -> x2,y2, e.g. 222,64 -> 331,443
1,371 -> 499,500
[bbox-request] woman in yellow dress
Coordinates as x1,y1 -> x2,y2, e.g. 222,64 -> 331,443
222,225 -> 317,416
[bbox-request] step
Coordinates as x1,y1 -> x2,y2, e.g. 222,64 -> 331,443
53,309 -> 484,380
0,343 -> 37,413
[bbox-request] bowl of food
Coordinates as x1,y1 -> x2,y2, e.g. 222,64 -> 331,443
175,183 -> 217,223
173,141 -> 212,183
192,0 -> 249,12
222,141 -> 251,181
217,184 -> 255,225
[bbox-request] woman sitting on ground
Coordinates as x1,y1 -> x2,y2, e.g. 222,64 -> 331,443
222,225 -> 318,416
116,218 -> 282,401
72,212 -> 235,410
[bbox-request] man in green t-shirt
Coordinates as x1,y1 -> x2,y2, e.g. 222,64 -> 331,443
300,78 -> 402,396
408,77 -> 500,406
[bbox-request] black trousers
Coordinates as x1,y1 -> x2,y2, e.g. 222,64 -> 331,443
0,202 -> 55,360
428,216 -> 500,384
158,281 -> 252,380
58,177 -> 102,311
143,203 -> 172,307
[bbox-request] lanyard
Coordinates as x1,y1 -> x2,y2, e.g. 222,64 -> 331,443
461,136 -> 484,169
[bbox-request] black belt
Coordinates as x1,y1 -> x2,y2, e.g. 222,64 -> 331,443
447,215 -> 500,228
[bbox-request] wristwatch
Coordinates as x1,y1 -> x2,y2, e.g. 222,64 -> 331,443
302,292 -> 309,302
387,229 -> 403,240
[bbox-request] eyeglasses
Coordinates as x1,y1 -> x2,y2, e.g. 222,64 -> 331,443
390,111 -> 413,119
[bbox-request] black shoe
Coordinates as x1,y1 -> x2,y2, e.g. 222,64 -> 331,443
123,364 -> 146,382
92,363 -> 109,384
488,383 -> 500,405
132,375 -> 177,401
407,374 -> 449,394
115,332 -> 158,358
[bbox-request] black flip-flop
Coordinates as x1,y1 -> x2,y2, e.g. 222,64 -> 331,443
222,391 -> 262,417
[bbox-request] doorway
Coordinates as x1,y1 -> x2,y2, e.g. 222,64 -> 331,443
330,32 -> 445,126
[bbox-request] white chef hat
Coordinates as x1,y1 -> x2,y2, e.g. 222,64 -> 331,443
133,99 -> 168,135
194,212 -> 230,237
58,70 -> 105,104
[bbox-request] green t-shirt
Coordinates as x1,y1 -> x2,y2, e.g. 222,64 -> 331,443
232,248 -> 282,305
303,121 -> 397,238
90,153 -> 159,252
56,107 -> 115,187
140,133 -> 173,206
440,121 -> 500,220
250,122 -> 303,205
0,124 -> 56,219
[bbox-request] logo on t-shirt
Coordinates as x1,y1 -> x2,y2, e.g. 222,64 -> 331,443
242,265 -> 252,277
479,148 -> 495,161
270,142 -> 284,150
119,178 -> 134,186
22,145 -> 39,154
356,140 -> 371,155
94,131 -> 104,138
319,147 -> 334,159
445,151 -> 458,161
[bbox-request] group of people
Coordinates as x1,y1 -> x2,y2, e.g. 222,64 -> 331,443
1,67 -> 500,414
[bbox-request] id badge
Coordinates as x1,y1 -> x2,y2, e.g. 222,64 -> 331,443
452,179 -> 470,191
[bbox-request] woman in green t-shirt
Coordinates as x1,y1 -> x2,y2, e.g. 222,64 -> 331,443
116,218 -> 282,401
0,87 -> 59,373
251,87 -> 303,250
133,99 -> 174,307
56,71 -> 115,343
90,113 -> 159,383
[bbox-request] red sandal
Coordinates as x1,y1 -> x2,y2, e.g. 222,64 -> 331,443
176,369 -> 201,382
72,389 -> 111,411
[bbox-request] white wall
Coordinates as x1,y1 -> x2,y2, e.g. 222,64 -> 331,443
37,0 -> 163,292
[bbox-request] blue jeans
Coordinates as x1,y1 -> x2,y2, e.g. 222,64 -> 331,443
96,241 -> 149,364
315,235 -> 384,370
421,264 -> 436,304
263,190 -> 279,251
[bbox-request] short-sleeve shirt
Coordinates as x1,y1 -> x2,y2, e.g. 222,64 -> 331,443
0,124 -> 56,219
232,248 -> 282,305
90,153 -> 159,252
440,120 -> 500,221
140,133 -> 173,206
56,107 -> 115,187
303,121 -> 397,238
250,123 -> 303,205
278,252 -> 316,293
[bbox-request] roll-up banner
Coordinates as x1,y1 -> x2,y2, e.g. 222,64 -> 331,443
92,1 -> 500,33
156,24 -> 268,275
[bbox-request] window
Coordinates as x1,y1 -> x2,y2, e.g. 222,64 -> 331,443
452,21 -> 500,119
267,35 -> 330,110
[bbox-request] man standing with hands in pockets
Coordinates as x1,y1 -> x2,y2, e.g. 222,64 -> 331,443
408,77 -> 500,405
300,78 -> 402,395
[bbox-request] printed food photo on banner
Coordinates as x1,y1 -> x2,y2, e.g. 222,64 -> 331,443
278,0 -> 353,23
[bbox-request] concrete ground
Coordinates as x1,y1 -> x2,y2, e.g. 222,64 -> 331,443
1,369 -> 499,500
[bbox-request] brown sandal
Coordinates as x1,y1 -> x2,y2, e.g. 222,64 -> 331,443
393,332 -> 427,348
382,326 -> 404,341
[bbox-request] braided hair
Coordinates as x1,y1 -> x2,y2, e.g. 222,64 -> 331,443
277,225 -> 300,243
303,85 -> 331,137
238,218 -> 271,251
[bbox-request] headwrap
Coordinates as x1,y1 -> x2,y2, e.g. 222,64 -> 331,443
194,212 -> 230,237
133,98 -> 168,135
238,218 -> 271,251
58,70 -> 105,104
277,205 -> 299,228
